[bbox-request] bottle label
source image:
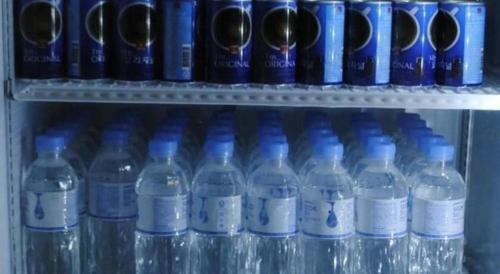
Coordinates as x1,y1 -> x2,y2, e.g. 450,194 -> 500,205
137,195 -> 188,235
24,189 -> 79,231
412,198 -> 465,239
191,195 -> 242,235
247,196 -> 297,236
302,194 -> 354,239
355,197 -> 407,239
89,182 -> 137,220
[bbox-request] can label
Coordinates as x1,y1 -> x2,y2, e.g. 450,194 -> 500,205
297,1 -> 345,85
391,2 -> 438,86
355,197 -> 407,239
81,0 -> 113,79
24,189 -> 79,231
302,191 -> 354,239
163,0 -> 196,81
412,197 -> 465,240
115,0 -> 158,80
16,0 -> 64,78
344,1 -> 392,86
137,195 -> 188,235
436,2 -> 485,86
67,0 -> 81,77
253,0 -> 296,84
89,182 -> 137,220
247,196 -> 297,236
192,195 -> 243,235
207,0 -> 252,83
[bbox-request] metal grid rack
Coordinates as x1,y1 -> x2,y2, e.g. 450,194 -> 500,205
11,76 -> 500,110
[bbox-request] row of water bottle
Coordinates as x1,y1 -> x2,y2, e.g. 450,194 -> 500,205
22,110 -> 466,274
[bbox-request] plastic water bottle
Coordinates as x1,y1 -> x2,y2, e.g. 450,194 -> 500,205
345,125 -> 383,171
246,138 -> 300,274
153,131 -> 193,182
354,141 -> 408,274
404,134 -> 445,178
396,127 -> 433,172
191,137 -> 245,274
88,129 -> 141,274
23,134 -> 80,274
46,127 -> 88,274
300,140 -> 354,274
409,144 -> 466,274
247,133 -> 289,178
135,137 -> 190,274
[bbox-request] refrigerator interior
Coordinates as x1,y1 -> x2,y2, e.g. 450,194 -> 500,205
1,0 -> 500,273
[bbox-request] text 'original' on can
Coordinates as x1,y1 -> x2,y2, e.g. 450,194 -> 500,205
391,0 -> 438,86
79,0 -> 113,79
163,0 -> 197,81
344,0 -> 392,86
16,0 -> 64,79
115,0 -> 159,81
253,0 -> 297,84
297,0 -> 345,85
436,0 -> 485,87
207,0 -> 252,84
66,0 -> 80,78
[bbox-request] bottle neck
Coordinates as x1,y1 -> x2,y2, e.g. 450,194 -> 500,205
207,154 -> 232,166
38,151 -> 63,161
366,157 -> 394,169
264,155 -> 288,168
427,159 -> 451,170
316,157 -> 344,171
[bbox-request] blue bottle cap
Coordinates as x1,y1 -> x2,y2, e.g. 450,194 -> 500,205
311,132 -> 339,146
407,127 -> 433,144
363,134 -> 392,149
46,127 -> 76,141
366,141 -> 396,160
356,126 -> 383,141
102,129 -> 130,145
262,138 -> 289,159
397,113 -> 421,126
36,134 -> 66,153
206,136 -> 235,158
149,136 -> 178,158
313,139 -> 343,160
418,134 -> 445,154
426,143 -> 454,162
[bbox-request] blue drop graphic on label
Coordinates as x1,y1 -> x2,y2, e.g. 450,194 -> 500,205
34,193 -> 45,220
259,198 -> 269,226
199,197 -> 209,224
327,202 -> 338,228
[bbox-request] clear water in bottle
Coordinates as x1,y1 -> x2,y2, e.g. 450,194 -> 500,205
88,129 -> 141,274
46,127 -> 89,274
354,141 -> 408,274
190,136 -> 245,274
23,134 -> 80,274
246,138 -> 299,274
135,136 -> 190,274
409,143 -> 466,274
300,140 -> 354,274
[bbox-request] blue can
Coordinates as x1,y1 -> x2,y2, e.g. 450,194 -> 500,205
66,0 -> 80,78
80,0 -> 113,79
115,0 -> 158,81
194,0 -> 207,81
207,0 -> 252,84
344,0 -> 392,86
436,1 -> 485,87
297,0 -> 345,85
163,0 -> 197,81
391,1 -> 438,86
16,0 -> 64,79
253,0 -> 297,84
